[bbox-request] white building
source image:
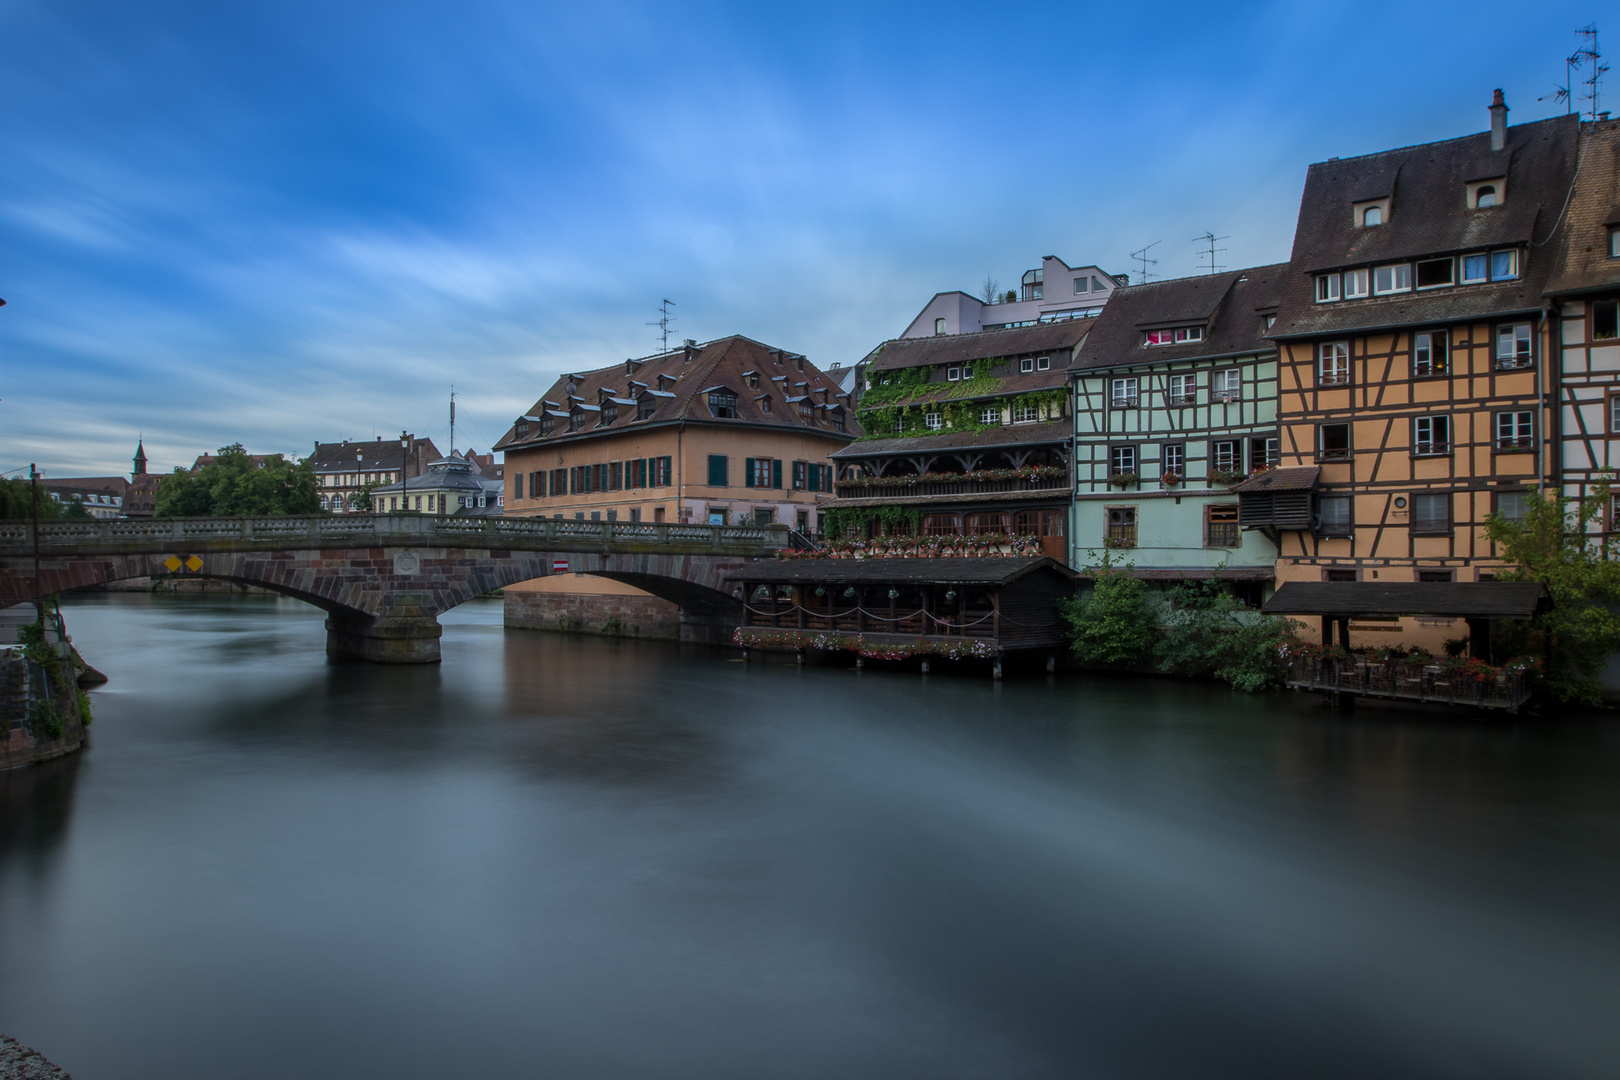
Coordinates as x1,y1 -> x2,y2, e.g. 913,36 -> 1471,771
900,255 -> 1126,339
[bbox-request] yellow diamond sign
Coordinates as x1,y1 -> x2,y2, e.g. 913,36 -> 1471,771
186,555 -> 203,572
163,555 -> 182,572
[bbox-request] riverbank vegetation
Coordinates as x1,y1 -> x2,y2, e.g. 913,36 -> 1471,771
155,444 -> 320,516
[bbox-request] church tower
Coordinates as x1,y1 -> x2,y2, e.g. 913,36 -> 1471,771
133,440 -> 148,478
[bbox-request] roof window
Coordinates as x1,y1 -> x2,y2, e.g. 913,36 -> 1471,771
1466,177 -> 1505,209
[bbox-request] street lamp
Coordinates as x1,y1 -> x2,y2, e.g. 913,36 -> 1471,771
356,448 -> 364,513
400,431 -> 409,512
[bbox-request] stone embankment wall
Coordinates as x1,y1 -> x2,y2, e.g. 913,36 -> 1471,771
505,589 -> 681,639
0,1033 -> 74,1078
98,576 -> 277,595
2,613 -> 90,771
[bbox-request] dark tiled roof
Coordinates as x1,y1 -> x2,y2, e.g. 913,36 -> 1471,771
1111,566 -> 1275,581
1271,114 -> 1580,339
1262,581 -> 1547,618
865,320 -> 1092,373
830,419 -> 1069,459
1546,119 -> 1620,296
1073,264 -> 1287,371
1231,466 -> 1320,493
308,438 -> 441,472
494,335 -> 859,451
725,556 -> 1077,585
43,476 -> 130,495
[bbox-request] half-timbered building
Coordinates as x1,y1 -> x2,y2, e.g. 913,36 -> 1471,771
1544,116 -> 1620,524
825,322 -> 1085,557
1070,266 -> 1285,590
1252,97 -> 1577,641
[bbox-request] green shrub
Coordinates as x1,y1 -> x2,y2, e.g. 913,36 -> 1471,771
1059,554 -> 1158,669
1156,577 -> 1300,692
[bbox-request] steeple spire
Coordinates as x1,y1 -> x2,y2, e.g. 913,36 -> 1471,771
133,439 -> 148,477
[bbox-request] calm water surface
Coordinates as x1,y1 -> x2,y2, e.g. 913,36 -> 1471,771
3,594 -> 1620,1079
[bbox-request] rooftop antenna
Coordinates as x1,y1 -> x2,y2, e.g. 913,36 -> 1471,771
648,299 -> 676,350
1576,23 -> 1608,120
449,386 -> 456,455
1193,231 -> 1229,275
1129,241 -> 1160,285
1541,49 -> 1578,113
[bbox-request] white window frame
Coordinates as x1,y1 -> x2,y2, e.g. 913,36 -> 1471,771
1372,264 -> 1412,295
1036,356 -> 1050,371
1461,254 -> 1489,284
1020,357 -> 1034,373
1491,249 -> 1520,281
1212,440 -> 1241,472
1412,492 -> 1451,534
1011,401 -> 1041,423
1074,277 -> 1088,294
1110,445 -> 1137,475
1163,442 -> 1185,474
1342,268 -> 1370,299
946,366 -> 961,381
1496,410 -> 1534,449
924,411 -> 943,430
1316,273 -> 1342,302
1319,342 -> 1350,385
1213,368 -> 1241,401
979,405 -> 1001,425
1362,205 -> 1383,226
1168,373 -> 1197,405
1111,377 -> 1140,407
1174,326 -> 1203,343
1413,330 -> 1447,376
1413,415 -> 1451,456
1495,322 -> 1533,369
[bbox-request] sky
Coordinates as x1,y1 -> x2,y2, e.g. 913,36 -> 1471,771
0,0 -> 1607,477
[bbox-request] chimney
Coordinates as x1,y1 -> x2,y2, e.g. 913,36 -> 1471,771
1489,88 -> 1508,152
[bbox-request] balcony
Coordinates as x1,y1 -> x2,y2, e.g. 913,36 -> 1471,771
1285,656 -> 1532,712
834,469 -> 1069,501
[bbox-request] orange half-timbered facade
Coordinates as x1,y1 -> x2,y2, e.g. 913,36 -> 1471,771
1249,100 -> 1578,642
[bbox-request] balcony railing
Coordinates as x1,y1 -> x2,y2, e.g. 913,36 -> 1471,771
834,474 -> 1070,500
1286,657 -> 1531,712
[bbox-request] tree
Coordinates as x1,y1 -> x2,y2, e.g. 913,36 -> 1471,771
1156,577 -> 1300,692
60,498 -> 92,519
154,444 -> 322,517
1058,554 -> 1158,669
979,277 -> 1001,303
0,477 -> 63,520
1484,484 -> 1620,704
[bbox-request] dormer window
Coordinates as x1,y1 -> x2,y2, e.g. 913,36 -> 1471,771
746,371 -> 759,389
758,395 -> 772,414
935,317 -> 946,335
1353,197 -> 1390,228
1145,327 -> 1202,346
540,415 -> 555,435
946,365 -> 961,381
568,410 -> 585,433
798,400 -> 813,421
1373,264 -> 1412,295
600,401 -> 619,426
1475,186 -> 1496,208
1466,177 -> 1505,209
516,420 -> 529,440
708,390 -> 738,418
637,397 -> 657,421
1362,206 -> 1382,226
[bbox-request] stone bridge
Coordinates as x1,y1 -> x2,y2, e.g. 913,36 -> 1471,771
0,515 -> 787,662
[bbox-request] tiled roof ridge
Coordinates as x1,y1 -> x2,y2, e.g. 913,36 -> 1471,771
868,319 -> 1088,352
1304,113 -> 1569,171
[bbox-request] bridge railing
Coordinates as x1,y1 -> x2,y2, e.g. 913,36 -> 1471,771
0,514 -> 789,552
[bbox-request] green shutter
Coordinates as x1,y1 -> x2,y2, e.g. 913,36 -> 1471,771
772,459 -> 783,489
808,463 -> 820,491
708,455 -> 727,487
744,458 -> 755,487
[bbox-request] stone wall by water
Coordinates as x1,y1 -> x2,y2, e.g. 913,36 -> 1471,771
504,588 -> 681,639
0,1034 -> 73,1078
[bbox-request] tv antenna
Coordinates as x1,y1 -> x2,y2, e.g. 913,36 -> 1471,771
648,299 -> 676,350
448,386 -> 456,454
1129,241 -> 1160,285
1576,24 -> 1608,120
1193,231 -> 1229,275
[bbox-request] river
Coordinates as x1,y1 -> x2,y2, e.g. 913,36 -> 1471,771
2,594 -> 1619,1078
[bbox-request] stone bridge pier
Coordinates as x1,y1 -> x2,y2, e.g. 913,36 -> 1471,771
0,515 -> 775,664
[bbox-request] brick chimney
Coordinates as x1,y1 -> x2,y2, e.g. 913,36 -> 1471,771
1490,89 -> 1508,152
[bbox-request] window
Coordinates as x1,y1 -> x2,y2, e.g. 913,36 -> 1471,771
1413,330 -> 1448,376
550,467 -> 566,494
1074,276 -> 1089,294
1163,443 -> 1185,474
1319,342 -> 1349,385
1111,377 -> 1139,407
1212,440 -> 1240,472
1316,274 -> 1342,302
1110,445 -> 1137,475
1250,436 -> 1279,469
946,366 -> 961,381
1416,257 -> 1454,288
1593,300 -> 1619,341
935,318 -> 947,335
923,411 -> 942,430
1343,269 -> 1370,299
1020,357 -> 1033,373
654,457 -> 672,486
1475,185 -> 1496,208
1106,507 -> 1137,548
831,408 -> 846,433
799,400 -> 813,421
600,401 -> 618,426
1610,227 -> 1620,259
1168,373 -> 1197,405
923,513 -> 962,536
1213,369 -> 1241,401
637,398 -> 656,420
708,391 -> 737,418
1011,401 -> 1041,423
568,411 -> 585,432
1146,327 -> 1203,345
1414,416 -> 1450,455
961,364 -> 974,378
1412,493 -> 1450,534
1036,356 -> 1050,371
979,406 -> 1001,425
1022,268 -> 1043,301
747,458 -> 772,487
1146,329 -> 1172,345
759,396 -> 772,414
1362,206 -> 1382,226
1417,569 -> 1454,582
1491,249 -> 1519,281
1372,264 -> 1412,295
1176,327 -> 1202,343
1496,491 -> 1529,523
1462,254 -> 1489,283
628,459 -> 647,488
792,461 -> 807,490
707,454 -> 728,486
1496,410 -> 1534,449
1319,423 -> 1351,461
1317,496 -> 1351,536
1206,505 -> 1240,548
1324,568 -> 1357,582
1495,322 -> 1533,368
1092,276 -> 1106,292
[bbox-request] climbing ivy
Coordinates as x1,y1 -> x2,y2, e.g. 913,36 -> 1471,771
855,387 -> 1068,442
822,505 -> 923,539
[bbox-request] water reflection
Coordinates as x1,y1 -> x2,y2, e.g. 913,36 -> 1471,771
0,594 -> 1617,1080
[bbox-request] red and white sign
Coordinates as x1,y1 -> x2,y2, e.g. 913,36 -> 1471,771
552,559 -> 569,573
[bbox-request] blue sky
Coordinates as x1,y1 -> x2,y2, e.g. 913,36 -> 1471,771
0,0 -> 1604,477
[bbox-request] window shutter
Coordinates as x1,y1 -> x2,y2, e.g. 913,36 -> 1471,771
808,463 -> 820,491
772,459 -> 782,489
708,455 -> 728,487
514,472 -> 524,499
745,458 -> 755,487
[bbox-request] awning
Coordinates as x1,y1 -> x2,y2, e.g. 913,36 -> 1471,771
1262,581 -> 1547,619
